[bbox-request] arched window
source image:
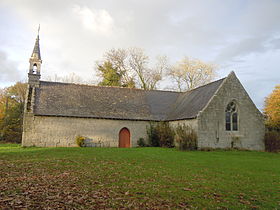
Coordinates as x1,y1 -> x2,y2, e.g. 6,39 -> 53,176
225,101 -> 238,131
33,64 -> 38,74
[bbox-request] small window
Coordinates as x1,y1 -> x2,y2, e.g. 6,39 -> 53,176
225,101 -> 238,131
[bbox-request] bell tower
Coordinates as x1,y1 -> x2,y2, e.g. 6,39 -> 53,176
22,25 -> 43,146
28,25 -> 42,87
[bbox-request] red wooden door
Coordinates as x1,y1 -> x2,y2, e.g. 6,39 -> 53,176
119,128 -> 130,148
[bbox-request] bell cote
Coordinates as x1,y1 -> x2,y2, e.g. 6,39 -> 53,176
28,26 -> 42,86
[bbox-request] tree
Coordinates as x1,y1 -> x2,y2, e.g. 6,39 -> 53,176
103,48 -> 134,87
149,55 -> 168,90
6,82 -> 27,104
128,48 -> 167,90
97,47 -> 168,90
0,89 -> 5,120
128,47 -> 149,89
264,85 -> 280,129
168,57 -> 216,91
45,73 -> 84,84
97,61 -> 123,87
0,82 -> 27,143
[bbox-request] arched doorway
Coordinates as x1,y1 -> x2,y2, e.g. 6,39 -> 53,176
119,127 -> 130,148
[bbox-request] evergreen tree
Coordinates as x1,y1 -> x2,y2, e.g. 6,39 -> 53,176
97,61 -> 123,87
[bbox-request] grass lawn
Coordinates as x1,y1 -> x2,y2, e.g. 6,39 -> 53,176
0,144 -> 279,209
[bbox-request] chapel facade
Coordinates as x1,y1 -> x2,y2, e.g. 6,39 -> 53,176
22,34 -> 265,150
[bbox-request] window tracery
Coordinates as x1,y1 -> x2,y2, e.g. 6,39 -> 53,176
225,101 -> 238,131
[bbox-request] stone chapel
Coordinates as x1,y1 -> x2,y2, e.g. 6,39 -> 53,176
22,34 -> 265,150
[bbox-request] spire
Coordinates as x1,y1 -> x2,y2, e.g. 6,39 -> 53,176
31,25 -> 41,60
28,25 -> 42,86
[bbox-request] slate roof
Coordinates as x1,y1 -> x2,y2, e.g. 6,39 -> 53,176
34,78 -> 225,121
166,78 -> 225,120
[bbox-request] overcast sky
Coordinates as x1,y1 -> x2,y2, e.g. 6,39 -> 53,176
0,0 -> 279,109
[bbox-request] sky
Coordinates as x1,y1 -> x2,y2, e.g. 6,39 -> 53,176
0,0 -> 279,110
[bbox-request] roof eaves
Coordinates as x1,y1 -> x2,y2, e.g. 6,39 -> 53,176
33,113 -> 159,122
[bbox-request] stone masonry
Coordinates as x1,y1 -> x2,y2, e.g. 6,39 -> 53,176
22,34 -> 265,150
197,72 -> 265,150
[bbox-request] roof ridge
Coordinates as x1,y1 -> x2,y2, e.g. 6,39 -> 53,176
40,77 -> 226,94
39,80 -> 182,93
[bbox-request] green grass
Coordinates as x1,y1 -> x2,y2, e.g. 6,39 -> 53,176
0,144 -> 279,209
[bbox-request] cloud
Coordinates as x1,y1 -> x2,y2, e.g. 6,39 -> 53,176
269,37 -> 280,50
215,36 -> 267,62
214,0 -> 280,62
72,5 -> 114,35
0,50 -> 21,83
0,0 -> 280,108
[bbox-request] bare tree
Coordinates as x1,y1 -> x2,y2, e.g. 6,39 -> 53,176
98,47 -> 168,90
61,72 -> 83,83
168,57 -> 216,91
103,48 -> 132,86
147,55 -> 168,90
45,73 -> 84,84
128,47 -> 149,89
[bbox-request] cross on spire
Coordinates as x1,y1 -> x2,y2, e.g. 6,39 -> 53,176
38,24 -> 40,36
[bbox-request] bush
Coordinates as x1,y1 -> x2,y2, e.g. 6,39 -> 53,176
147,122 -> 175,148
175,124 -> 197,151
137,138 -> 146,147
147,122 -> 160,147
157,122 -> 175,148
76,135 -> 86,147
265,130 -> 280,152
0,102 -> 24,144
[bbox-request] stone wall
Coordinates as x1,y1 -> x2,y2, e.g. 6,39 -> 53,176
197,72 -> 265,151
22,115 -> 149,147
22,72 -> 264,150
169,119 -> 198,131
22,117 -> 199,148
